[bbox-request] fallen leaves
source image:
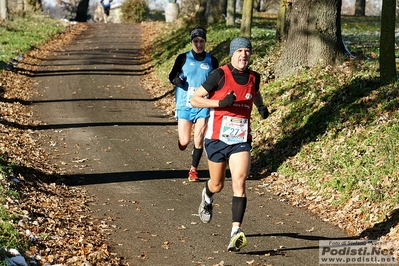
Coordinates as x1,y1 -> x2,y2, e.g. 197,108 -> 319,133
161,241 -> 171,249
0,22 -> 126,265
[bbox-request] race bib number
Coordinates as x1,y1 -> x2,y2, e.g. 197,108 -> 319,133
219,116 -> 248,145
186,87 -> 196,107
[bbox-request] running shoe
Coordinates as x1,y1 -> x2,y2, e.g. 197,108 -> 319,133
227,228 -> 247,252
178,140 -> 187,151
188,169 -> 199,182
198,188 -> 213,223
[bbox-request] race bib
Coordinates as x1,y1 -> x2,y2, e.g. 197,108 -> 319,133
219,116 -> 248,145
186,87 -> 196,107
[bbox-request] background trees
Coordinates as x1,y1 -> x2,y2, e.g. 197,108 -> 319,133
379,0 -> 397,84
273,0 -> 347,78
204,0 -> 225,24
226,0 -> 235,26
354,0 -> 366,16
2,0 -> 397,84
273,0 -> 397,83
240,0 -> 253,37
0,0 -> 8,21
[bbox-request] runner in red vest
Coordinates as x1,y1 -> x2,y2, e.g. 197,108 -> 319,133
191,37 -> 269,252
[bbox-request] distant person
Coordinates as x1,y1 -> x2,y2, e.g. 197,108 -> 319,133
100,0 -> 112,23
191,37 -> 269,252
168,26 -> 219,182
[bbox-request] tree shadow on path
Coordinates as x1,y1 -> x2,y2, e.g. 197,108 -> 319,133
359,209 -> 399,240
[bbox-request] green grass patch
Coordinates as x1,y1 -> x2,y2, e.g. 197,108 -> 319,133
0,13 -> 66,71
0,157 -> 27,252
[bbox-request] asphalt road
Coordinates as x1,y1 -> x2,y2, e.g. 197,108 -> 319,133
31,23 -> 356,266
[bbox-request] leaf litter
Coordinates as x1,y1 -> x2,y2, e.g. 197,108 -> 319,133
0,22 -> 126,265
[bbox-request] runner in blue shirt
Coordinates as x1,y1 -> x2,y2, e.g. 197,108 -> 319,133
100,0 -> 112,23
168,26 -> 219,182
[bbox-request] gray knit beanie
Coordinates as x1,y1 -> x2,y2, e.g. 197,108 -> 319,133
229,37 -> 252,56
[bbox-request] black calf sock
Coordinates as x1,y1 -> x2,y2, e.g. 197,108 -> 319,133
192,147 -> 203,168
232,196 -> 247,224
205,181 -> 214,199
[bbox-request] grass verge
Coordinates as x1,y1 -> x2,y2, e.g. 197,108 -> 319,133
0,13 -> 67,71
0,12 -> 67,258
0,157 -> 28,262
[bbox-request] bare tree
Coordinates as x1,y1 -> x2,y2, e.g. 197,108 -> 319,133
0,0 -> 8,21
15,0 -> 32,13
240,0 -> 253,37
379,0 -> 397,84
30,0 -> 42,10
276,0 -> 290,42
354,0 -> 365,16
180,0 -> 224,24
258,0 -> 279,12
226,0 -> 235,26
253,0 -> 260,11
17,0 -> 24,11
180,0 -> 201,17
75,0 -> 89,22
273,0 -> 347,78
205,0 -> 225,24
196,0 -> 207,23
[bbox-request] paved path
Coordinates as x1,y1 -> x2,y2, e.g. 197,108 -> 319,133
31,23 -> 353,266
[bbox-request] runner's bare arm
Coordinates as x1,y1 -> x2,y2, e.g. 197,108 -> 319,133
191,86 -> 220,108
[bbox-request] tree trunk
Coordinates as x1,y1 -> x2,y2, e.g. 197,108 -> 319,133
379,0 -> 397,85
0,0 -> 7,21
253,0 -> 260,11
273,0 -> 347,78
75,0 -> 89,22
205,0 -> 226,24
16,0 -> 31,13
27,0 -> 41,10
172,0 -> 207,23
354,0 -> 365,16
226,0 -> 235,26
240,0 -> 253,37
276,0 -> 290,42
236,0 -> 244,12
23,0 -> 32,12
259,0 -> 279,12
181,0 -> 200,17
195,0 -> 207,24
17,0 -> 24,12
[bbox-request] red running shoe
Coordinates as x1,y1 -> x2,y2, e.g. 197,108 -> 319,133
188,169 -> 199,182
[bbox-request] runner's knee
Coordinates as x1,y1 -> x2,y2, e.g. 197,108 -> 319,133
208,180 -> 224,193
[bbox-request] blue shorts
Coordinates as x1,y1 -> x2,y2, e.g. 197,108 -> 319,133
103,4 -> 111,15
204,139 -> 252,162
176,107 -> 209,123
